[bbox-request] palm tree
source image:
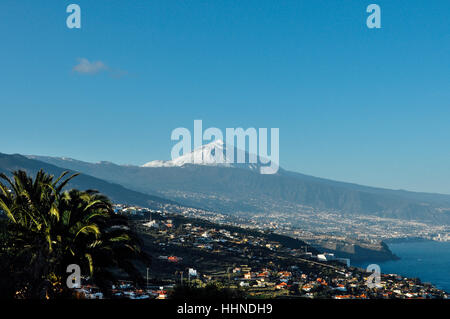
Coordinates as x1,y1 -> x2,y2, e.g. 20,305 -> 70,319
0,169 -> 150,299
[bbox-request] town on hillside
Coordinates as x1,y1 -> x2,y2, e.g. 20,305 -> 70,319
73,204 -> 448,300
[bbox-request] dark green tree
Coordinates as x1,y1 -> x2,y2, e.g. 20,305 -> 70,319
0,170 -> 150,299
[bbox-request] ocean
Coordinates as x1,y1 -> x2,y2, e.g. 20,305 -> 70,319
355,241 -> 450,293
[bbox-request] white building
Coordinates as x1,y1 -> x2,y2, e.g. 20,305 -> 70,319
143,220 -> 159,228
317,253 -> 335,262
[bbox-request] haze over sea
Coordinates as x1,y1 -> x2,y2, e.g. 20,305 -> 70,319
357,241 -> 450,293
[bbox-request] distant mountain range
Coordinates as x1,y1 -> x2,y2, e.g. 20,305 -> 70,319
0,153 -> 175,209
22,140 -> 450,225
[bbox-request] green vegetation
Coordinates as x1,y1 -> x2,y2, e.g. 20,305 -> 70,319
0,170 -> 149,299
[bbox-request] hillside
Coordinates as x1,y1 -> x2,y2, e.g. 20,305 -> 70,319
29,154 -> 450,225
0,152 -> 401,262
0,153 -> 175,209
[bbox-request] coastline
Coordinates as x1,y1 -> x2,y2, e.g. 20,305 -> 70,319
311,239 -> 400,263
383,237 -> 435,244
356,240 -> 450,294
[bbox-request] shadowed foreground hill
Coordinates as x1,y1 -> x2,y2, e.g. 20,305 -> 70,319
0,153 -> 175,209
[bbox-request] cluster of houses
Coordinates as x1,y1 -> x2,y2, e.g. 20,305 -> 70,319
75,281 -> 170,300
104,204 -> 449,299
225,265 -> 448,299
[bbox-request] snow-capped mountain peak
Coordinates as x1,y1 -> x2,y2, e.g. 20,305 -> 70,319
141,139 -> 260,171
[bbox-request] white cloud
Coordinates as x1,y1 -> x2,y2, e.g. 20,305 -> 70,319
73,58 -> 108,74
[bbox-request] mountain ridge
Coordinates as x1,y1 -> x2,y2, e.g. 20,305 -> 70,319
26,144 -> 450,225
0,152 -> 176,209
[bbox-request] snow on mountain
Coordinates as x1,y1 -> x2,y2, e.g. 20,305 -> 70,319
141,139 -> 260,171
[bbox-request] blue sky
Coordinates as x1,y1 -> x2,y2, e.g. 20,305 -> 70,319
0,0 -> 449,193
